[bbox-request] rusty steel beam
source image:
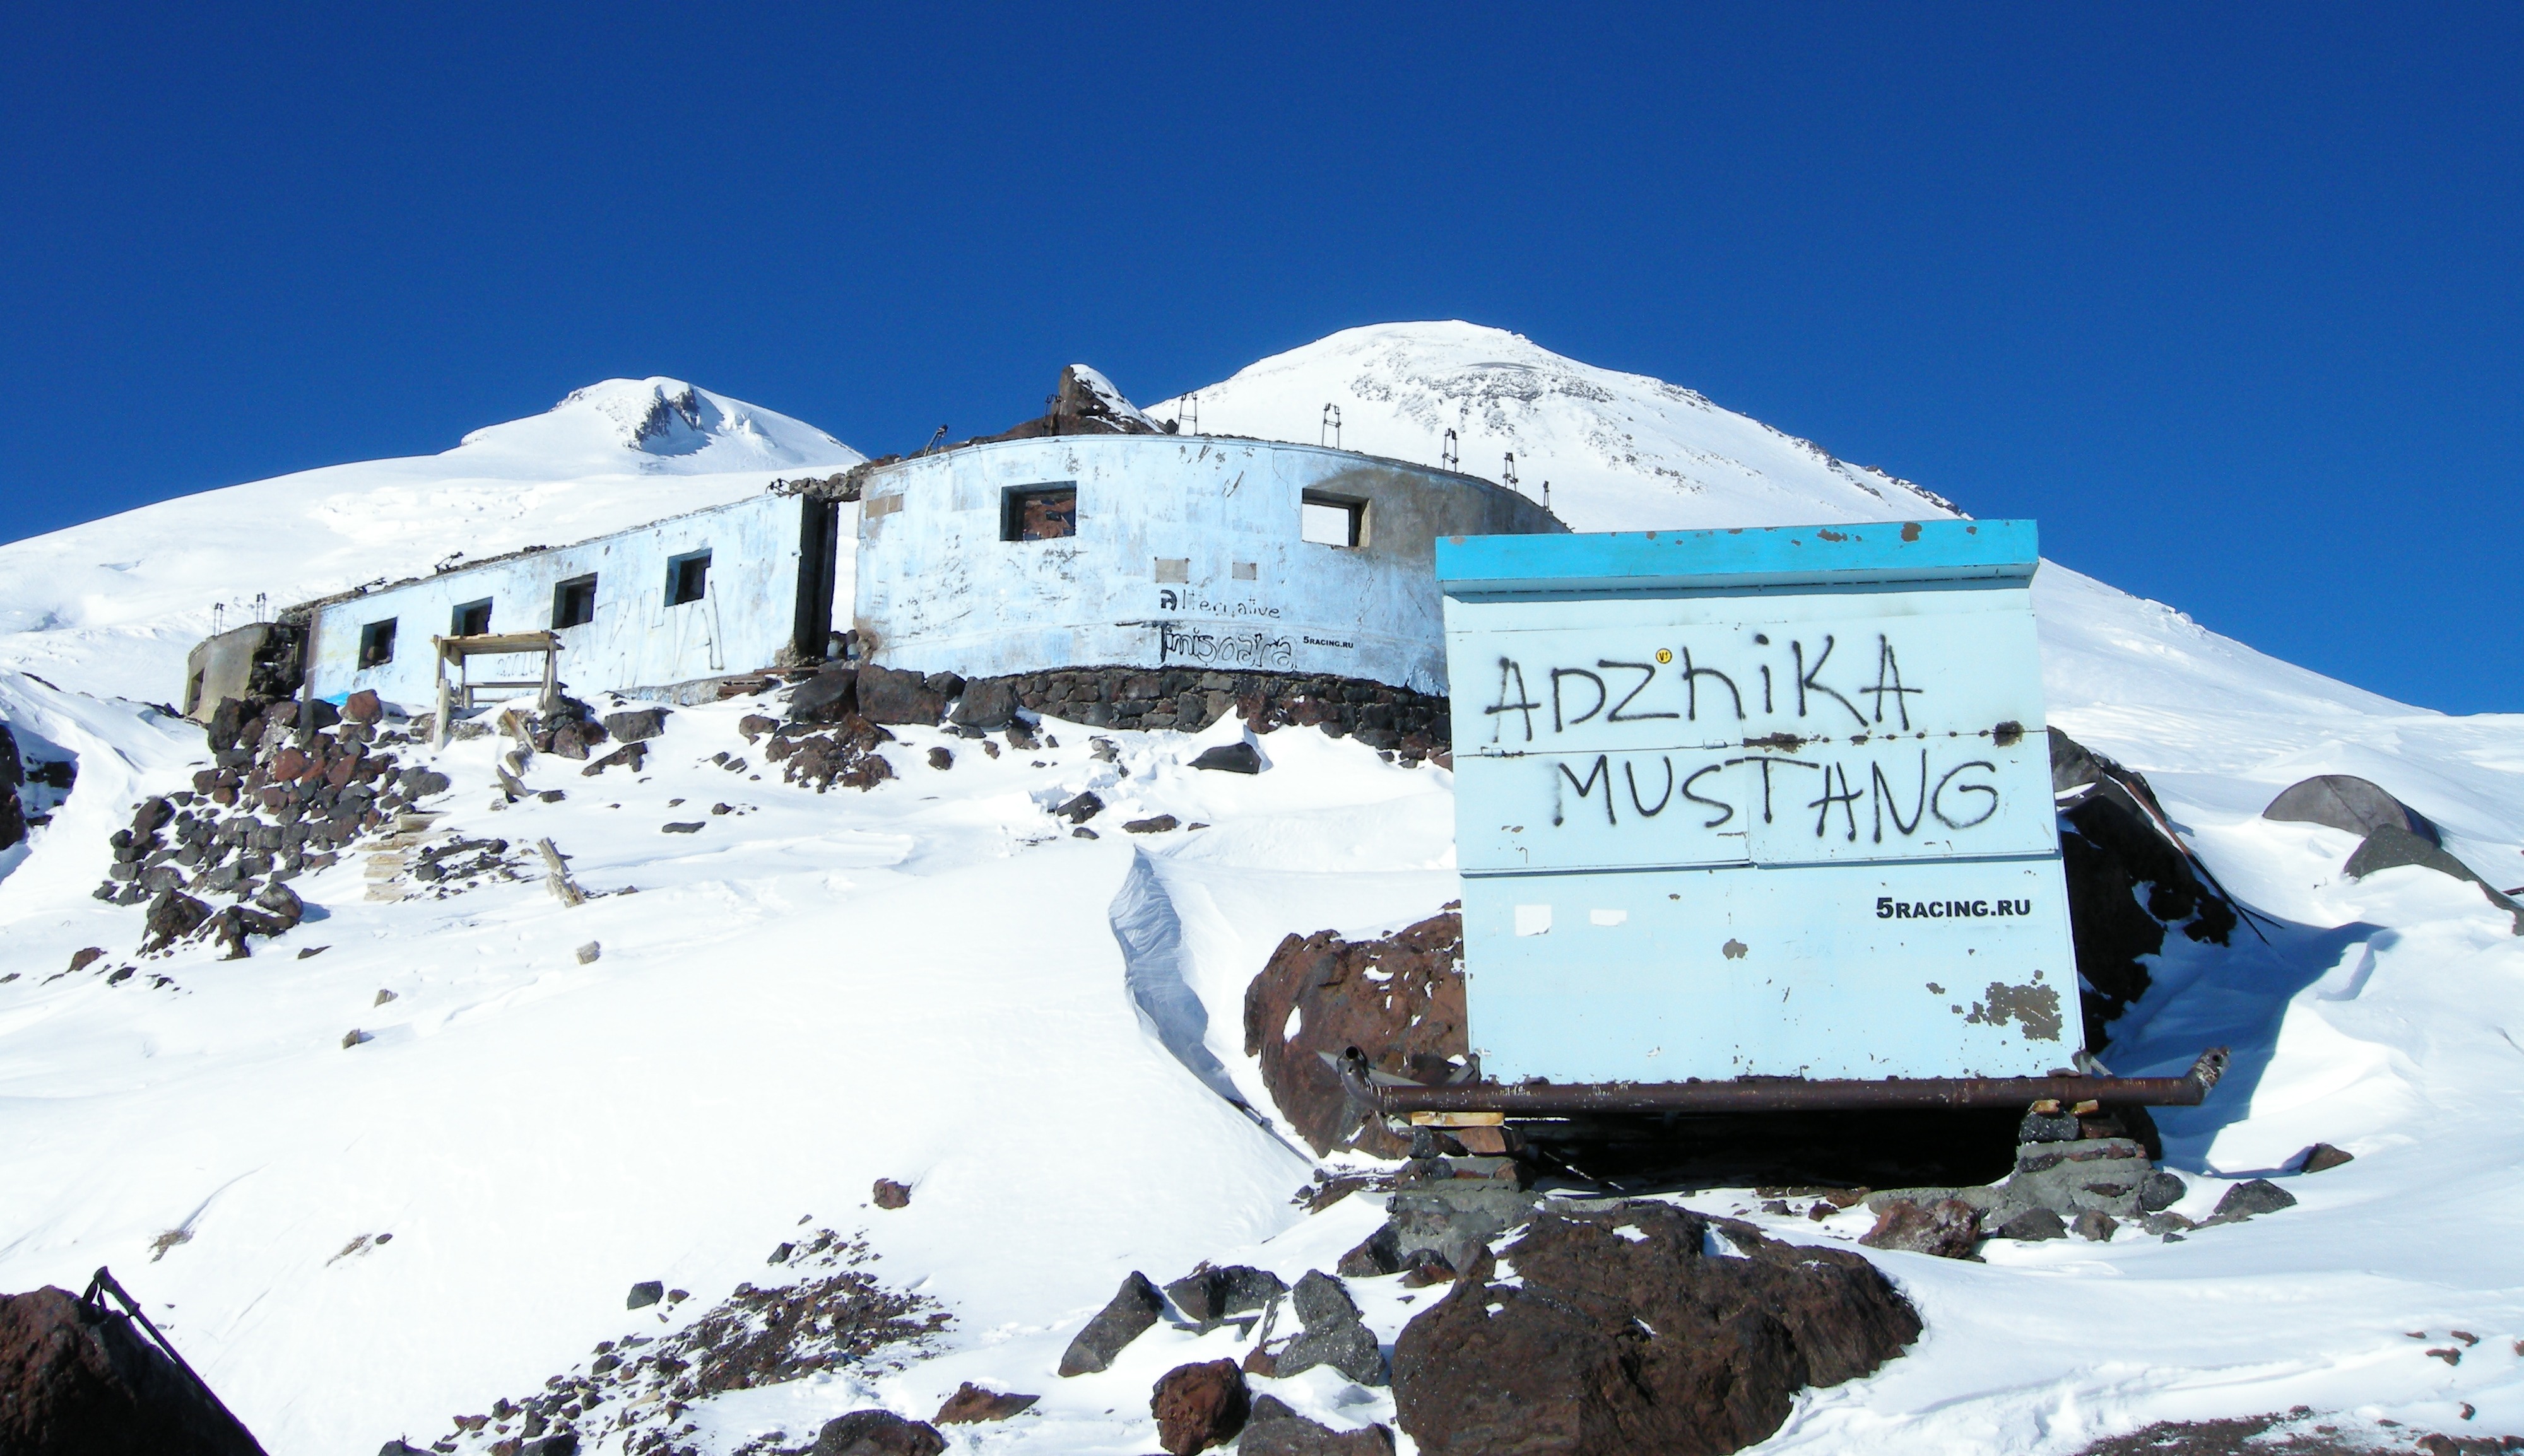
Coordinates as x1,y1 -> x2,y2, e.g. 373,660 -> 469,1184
1338,1046 -> 2229,1117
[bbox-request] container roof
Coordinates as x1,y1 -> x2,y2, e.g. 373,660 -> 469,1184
1435,519 -> 2035,595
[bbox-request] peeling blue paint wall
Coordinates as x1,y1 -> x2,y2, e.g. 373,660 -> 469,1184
1440,520 -> 2084,1083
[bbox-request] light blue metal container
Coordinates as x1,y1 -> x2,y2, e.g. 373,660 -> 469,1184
1438,520 -> 2082,1085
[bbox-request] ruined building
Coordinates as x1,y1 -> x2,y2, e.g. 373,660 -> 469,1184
183,368 -> 1565,746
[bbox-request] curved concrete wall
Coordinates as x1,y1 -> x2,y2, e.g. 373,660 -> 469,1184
852,436 -> 1563,694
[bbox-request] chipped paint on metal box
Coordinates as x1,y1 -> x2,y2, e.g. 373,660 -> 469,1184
1437,520 -> 2082,1083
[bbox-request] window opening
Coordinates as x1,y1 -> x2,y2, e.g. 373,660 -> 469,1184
451,599 -> 493,637
552,574 -> 598,630
358,618 -> 398,669
1001,483 -> 1078,541
666,549 -> 712,607
1301,492 -> 1366,548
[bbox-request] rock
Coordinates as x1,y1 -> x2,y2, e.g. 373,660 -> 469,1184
1165,1265 -> 1287,1323
1241,1414 -> 1398,1456
574,942 -> 601,965
378,1442 -> 430,1455
2209,1179 -> 2297,1222
808,1409 -> 945,1456
1337,1225 -> 1403,1277
1278,1316 -> 1386,1388
932,1382 -> 1039,1424
1059,1271 -> 1166,1377
342,690 -> 384,724
1244,911 -> 1467,1158
1859,1198 -> 1982,1259
1124,814 -> 1181,833
519,1437 -> 577,1456
140,889 -> 213,955
2263,774 -> 2439,845
548,720 -> 596,760
1190,742 -> 1263,774
2070,1209 -> 2118,1242
857,665 -> 948,727
1391,1201 -> 1919,1456
602,706 -> 670,743
2138,1170 -> 2188,1211
2017,1109 -> 2080,1144
626,1281 -> 664,1309
2296,1143 -> 2356,1173
203,698 -> 251,752
67,947 -> 105,975
788,668 -> 860,724
661,822 -> 704,835
950,678 -> 1019,731
581,742 -> 646,777
252,881 -> 304,931
1150,1358 -> 1249,1455
872,1178 -> 911,1210
2004,1137 -> 2155,1217
1995,1207 -> 2066,1241
925,747 -> 953,770
2050,729 -> 2238,1045
2344,826 -> 2524,933
0,1283 -> 267,1454
1051,791 -> 1103,825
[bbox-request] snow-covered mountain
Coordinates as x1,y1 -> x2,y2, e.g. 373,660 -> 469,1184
0,378 -> 860,704
1150,320 -> 1959,532
0,329 -> 2520,1455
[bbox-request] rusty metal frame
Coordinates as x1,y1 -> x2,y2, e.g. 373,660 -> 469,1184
1338,1046 -> 2229,1117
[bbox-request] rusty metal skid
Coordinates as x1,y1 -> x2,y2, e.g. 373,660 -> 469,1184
1340,1045 -> 2231,1117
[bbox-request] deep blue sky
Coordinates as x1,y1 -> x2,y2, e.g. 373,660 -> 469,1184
4,6 -> 2516,712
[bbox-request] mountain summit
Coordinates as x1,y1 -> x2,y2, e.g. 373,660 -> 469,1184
454,377 -> 859,472
1151,321 -> 1957,532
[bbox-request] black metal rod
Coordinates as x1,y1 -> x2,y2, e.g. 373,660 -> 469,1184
1340,1046 -> 2229,1116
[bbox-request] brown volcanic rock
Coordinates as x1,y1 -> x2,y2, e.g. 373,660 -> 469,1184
0,1284 -> 267,1455
1244,911 -> 1466,1157
1150,1358 -> 1249,1455
1391,1202 -> 1918,1456
932,1382 -> 1038,1424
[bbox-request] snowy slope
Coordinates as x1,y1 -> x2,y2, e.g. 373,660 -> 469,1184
0,379 -> 860,705
0,329 -> 2521,1455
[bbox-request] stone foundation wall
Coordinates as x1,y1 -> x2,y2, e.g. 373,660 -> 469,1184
982,667 -> 1451,763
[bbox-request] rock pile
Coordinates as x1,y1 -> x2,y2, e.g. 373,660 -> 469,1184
739,685 -> 897,794
1244,910 -> 1468,1157
0,1282 -> 268,1455
95,693 -> 451,919
2051,729 -> 2238,1048
404,1230 -> 945,1456
1858,1104 -> 2318,1253
1390,1201 -> 1918,1456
